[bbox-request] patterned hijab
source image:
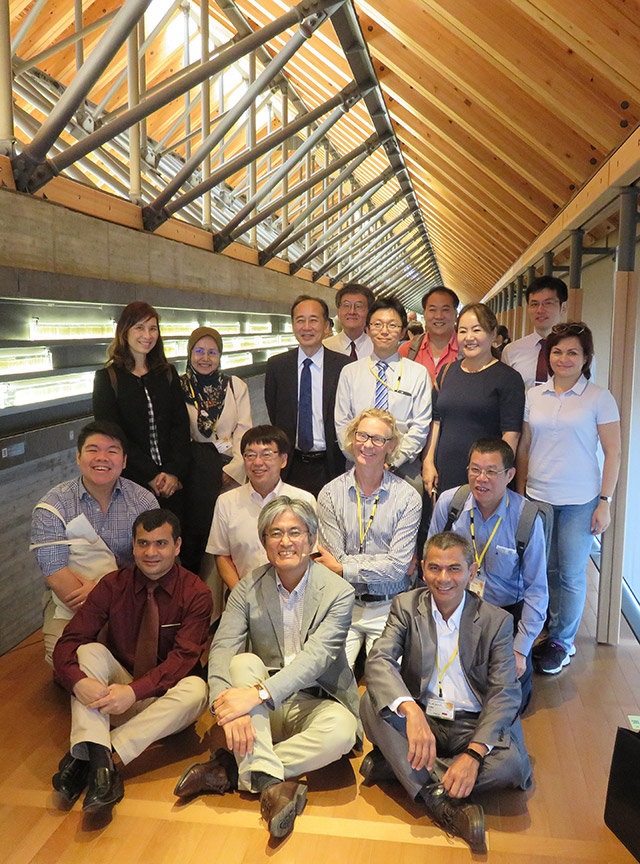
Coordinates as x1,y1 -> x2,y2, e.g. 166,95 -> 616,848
180,327 -> 229,438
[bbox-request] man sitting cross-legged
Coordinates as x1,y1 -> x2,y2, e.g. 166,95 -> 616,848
174,496 -> 360,840
359,531 -> 532,854
51,508 -> 212,813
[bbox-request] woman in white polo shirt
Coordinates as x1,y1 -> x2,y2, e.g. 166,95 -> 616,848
516,322 -> 621,675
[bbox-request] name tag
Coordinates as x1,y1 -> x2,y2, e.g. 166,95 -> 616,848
215,437 -> 233,455
426,697 -> 455,721
469,573 -> 486,598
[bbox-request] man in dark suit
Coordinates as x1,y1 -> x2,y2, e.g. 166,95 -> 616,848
264,295 -> 353,497
359,531 -> 532,853
174,495 -> 360,839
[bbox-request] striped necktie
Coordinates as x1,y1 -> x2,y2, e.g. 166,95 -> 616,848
374,361 -> 389,410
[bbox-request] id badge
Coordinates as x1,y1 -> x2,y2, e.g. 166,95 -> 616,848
426,697 -> 456,721
469,573 -> 486,599
215,437 -> 233,455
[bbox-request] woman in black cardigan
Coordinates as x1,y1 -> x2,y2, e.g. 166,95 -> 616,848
93,301 -> 190,517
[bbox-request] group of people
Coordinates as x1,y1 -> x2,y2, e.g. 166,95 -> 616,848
29,276 -> 620,853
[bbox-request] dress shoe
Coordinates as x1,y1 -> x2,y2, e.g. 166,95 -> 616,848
173,748 -> 238,798
359,747 -> 397,787
421,783 -> 486,854
52,752 -> 90,804
260,781 -> 307,838
82,765 -> 125,812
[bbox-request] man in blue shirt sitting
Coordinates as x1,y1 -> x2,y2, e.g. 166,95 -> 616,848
428,438 -> 548,712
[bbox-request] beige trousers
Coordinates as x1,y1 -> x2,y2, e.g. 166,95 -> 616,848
42,591 -> 69,668
228,653 -> 358,792
70,642 -> 208,765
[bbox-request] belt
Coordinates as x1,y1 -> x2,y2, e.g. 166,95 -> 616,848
299,685 -> 326,699
294,449 -> 327,462
355,593 -> 394,604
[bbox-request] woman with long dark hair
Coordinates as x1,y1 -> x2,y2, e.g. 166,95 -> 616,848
93,302 -> 190,514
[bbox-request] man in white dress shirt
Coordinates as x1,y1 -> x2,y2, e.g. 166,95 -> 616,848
334,295 -> 431,491
205,425 -> 316,591
502,276 -> 567,390
359,531 -> 532,853
323,282 -> 375,360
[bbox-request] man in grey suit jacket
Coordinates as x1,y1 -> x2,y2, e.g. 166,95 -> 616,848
360,531 -> 532,854
174,496 -> 360,839
264,295 -> 353,497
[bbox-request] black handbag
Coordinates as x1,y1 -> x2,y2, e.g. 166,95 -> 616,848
604,726 -> 640,861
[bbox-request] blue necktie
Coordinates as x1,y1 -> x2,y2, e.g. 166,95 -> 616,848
298,357 -> 313,452
374,360 -> 389,410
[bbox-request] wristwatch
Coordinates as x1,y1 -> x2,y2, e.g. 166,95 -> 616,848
600,495 -> 612,503
254,682 -> 272,707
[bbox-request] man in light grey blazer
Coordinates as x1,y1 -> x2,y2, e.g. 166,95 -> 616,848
360,531 -> 532,854
174,496 -> 360,839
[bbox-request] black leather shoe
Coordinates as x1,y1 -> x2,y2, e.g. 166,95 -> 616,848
52,752 -> 90,804
173,748 -> 238,798
421,784 -> 486,854
82,766 -> 125,812
359,747 -> 397,787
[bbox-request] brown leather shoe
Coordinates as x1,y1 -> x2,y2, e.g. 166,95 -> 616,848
260,781 -> 307,838
173,748 -> 238,798
421,783 -> 486,854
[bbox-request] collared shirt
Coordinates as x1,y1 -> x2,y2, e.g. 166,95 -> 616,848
31,475 -> 159,578
206,479 -> 317,578
501,331 -> 545,391
297,345 -> 326,451
52,563 -> 212,701
429,487 -> 548,655
318,467 -> 422,597
276,566 -> 310,665
399,331 -> 459,384
334,351 -> 432,467
524,374 -> 619,505
324,330 -> 373,359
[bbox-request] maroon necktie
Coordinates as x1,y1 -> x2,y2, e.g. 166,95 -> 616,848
133,583 -> 159,678
535,338 -> 548,384
349,340 -> 358,360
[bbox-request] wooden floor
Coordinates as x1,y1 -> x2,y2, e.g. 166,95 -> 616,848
1,564 -> 639,864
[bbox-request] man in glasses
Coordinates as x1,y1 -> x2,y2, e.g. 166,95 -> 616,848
335,295 -> 431,492
502,275 -> 568,390
316,409 -> 422,667
324,282 -> 375,359
428,438 -> 548,712
174,496 -> 360,840
204,425 -> 315,592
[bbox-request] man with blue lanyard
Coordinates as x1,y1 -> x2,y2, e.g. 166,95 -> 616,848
316,408 -> 422,667
428,438 -> 548,712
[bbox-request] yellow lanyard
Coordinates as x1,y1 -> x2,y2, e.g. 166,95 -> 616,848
469,494 -> 509,572
369,358 -> 403,393
355,480 -> 380,553
436,637 -> 460,698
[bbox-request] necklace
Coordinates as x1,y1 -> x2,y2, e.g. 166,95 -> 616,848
460,357 -> 498,373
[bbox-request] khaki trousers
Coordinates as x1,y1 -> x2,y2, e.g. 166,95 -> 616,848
228,653 -> 358,792
42,591 -> 69,668
70,642 -> 208,765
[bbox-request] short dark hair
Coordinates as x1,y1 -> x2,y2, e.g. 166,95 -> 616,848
526,275 -> 568,305
407,322 -> 424,336
77,420 -> 128,456
290,295 -> 329,321
335,283 -> 375,310
468,437 -> 515,471
423,531 -> 474,567
545,321 -> 594,379
421,286 -> 460,311
241,425 -> 291,457
133,508 -> 181,542
366,295 -> 407,329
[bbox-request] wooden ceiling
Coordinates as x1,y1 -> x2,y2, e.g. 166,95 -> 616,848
8,0 -> 640,301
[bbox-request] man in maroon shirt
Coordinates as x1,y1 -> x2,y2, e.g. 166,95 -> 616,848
52,508 -> 212,813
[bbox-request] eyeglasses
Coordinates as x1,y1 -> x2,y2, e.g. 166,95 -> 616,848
339,301 -> 367,311
264,527 -> 308,540
369,321 -> 403,333
551,323 -> 586,335
243,449 -> 279,462
354,430 -> 393,447
528,299 -> 560,309
193,348 -> 220,357
468,465 -> 508,479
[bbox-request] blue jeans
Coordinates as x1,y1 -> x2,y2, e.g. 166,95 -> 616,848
545,496 -> 599,651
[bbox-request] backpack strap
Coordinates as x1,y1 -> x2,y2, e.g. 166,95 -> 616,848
444,484 -> 471,532
407,333 -> 424,361
515,500 -> 539,564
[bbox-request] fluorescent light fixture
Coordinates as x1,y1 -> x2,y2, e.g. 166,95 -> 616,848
0,347 -> 52,374
164,340 -> 187,358
264,348 -> 289,360
30,319 -> 115,340
220,352 -> 252,369
204,321 -> 240,335
0,372 -> 94,409
160,321 -> 200,336
245,320 -> 272,334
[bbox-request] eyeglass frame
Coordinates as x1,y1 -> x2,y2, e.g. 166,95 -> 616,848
467,464 -> 509,479
354,430 -> 393,447
243,448 -> 281,462
262,527 -> 309,541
